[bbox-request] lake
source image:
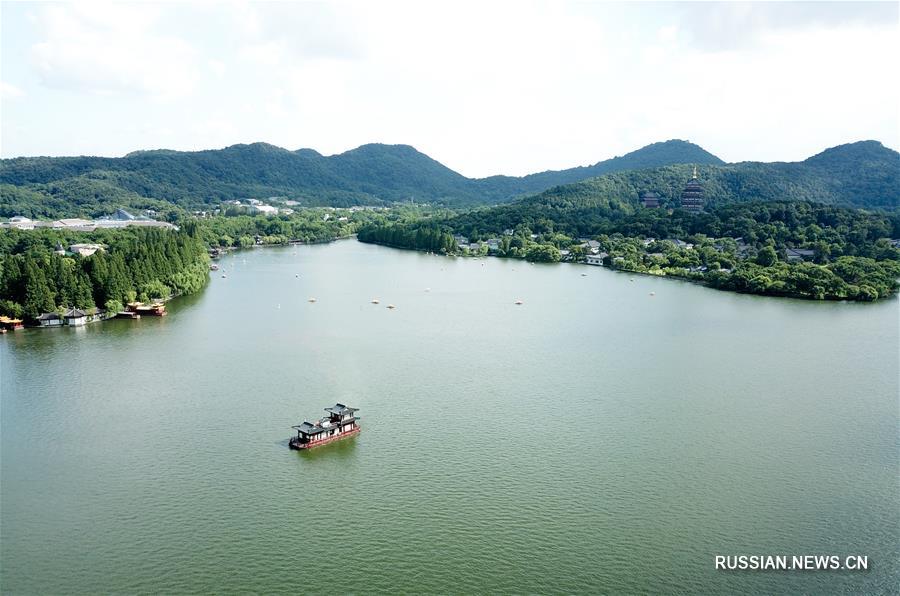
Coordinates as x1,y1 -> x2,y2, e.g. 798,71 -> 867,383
2,240 -> 898,594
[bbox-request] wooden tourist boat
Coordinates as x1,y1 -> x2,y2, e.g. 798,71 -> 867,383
0,316 -> 25,331
290,403 -> 360,450
126,302 -> 167,316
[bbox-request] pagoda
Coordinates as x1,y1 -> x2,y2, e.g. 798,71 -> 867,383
640,191 -> 660,208
680,166 -> 704,214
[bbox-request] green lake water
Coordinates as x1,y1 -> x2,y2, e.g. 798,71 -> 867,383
2,240 -> 898,594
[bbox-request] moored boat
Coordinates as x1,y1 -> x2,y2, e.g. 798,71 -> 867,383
126,301 -> 167,316
290,403 -> 360,450
0,316 -> 25,331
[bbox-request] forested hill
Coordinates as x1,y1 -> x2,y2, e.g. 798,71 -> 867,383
0,139 -> 722,216
1,139 -> 895,217
460,141 -> 899,232
473,139 -> 724,196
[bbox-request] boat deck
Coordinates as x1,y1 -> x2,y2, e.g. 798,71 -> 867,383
289,426 -> 360,450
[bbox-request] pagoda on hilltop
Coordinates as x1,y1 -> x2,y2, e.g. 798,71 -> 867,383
680,166 -> 704,214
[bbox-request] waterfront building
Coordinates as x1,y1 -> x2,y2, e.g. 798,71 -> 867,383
63,308 -> 87,326
38,313 -> 63,327
680,167 -> 704,214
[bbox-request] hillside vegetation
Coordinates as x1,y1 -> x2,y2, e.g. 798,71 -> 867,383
2,139 -> 895,219
0,140 -> 727,216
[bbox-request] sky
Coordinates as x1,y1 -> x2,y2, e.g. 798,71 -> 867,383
1,1 -> 897,177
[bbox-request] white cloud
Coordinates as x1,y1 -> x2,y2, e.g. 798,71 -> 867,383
29,3 -> 198,100
238,40 -> 288,68
672,1 -> 897,51
229,2 -> 364,60
2,1 -> 897,172
208,60 -> 226,79
1,82 -> 25,99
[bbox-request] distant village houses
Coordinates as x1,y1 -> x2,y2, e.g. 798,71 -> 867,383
252,204 -> 278,215
580,240 -> 601,254
2,210 -> 176,232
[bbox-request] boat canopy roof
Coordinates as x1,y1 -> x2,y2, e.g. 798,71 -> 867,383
325,403 -> 358,415
292,421 -> 326,435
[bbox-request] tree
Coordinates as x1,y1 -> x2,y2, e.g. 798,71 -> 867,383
140,280 -> 170,301
525,244 -> 561,263
756,246 -> 778,266
105,299 -> 124,314
23,261 -> 55,320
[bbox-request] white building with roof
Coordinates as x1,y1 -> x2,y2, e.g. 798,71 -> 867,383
69,243 -> 105,257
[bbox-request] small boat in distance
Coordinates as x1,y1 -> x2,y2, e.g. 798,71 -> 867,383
308,297 -> 317,303
290,404 -> 360,450
371,298 -> 380,304
515,299 -> 523,305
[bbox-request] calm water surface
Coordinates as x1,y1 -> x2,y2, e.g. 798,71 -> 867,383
2,240 -> 898,594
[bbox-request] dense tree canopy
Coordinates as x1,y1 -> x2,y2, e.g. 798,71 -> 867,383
0,227 -> 208,320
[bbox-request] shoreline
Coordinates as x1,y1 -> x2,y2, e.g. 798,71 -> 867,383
356,238 -> 899,303
210,234 -> 354,257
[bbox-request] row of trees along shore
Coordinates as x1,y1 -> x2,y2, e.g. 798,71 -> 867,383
357,200 -> 900,301
0,223 -> 208,321
0,206 -> 399,322
2,197 -> 897,318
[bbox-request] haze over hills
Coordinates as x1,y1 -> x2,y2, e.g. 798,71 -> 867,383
0,139 -> 896,219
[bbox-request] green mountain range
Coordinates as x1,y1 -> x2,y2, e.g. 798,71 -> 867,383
0,139 -> 724,217
0,139 -> 896,219
462,141 -> 898,227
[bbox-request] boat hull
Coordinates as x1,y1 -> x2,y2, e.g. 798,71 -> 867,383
289,426 -> 360,450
